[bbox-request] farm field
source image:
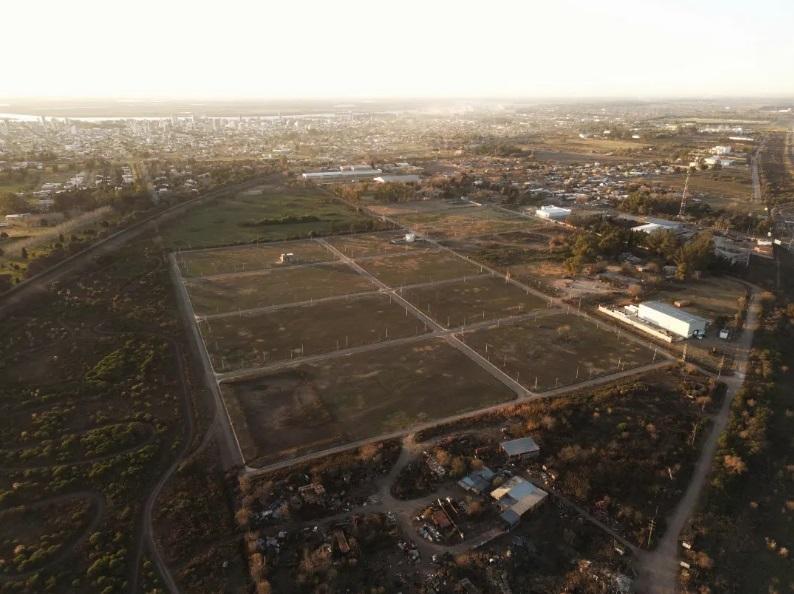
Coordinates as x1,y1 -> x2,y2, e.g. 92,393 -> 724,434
357,250 -> 484,287
176,240 -> 336,278
199,293 -> 430,371
402,274 -> 548,329
184,262 -> 377,315
324,231 -> 433,259
395,206 -> 545,239
220,339 -> 516,466
464,313 -> 656,391
161,183 -> 379,249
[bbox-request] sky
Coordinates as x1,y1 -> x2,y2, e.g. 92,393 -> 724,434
2,0 -> 793,100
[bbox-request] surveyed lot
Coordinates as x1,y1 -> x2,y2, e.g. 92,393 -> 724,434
220,339 -> 517,466
403,274 -> 548,328
396,206 -> 545,239
200,293 -> 431,371
464,313 -> 656,391
177,240 -> 336,278
162,184 -> 378,249
185,262 -> 377,316
324,232 -> 433,259
358,250 -> 484,287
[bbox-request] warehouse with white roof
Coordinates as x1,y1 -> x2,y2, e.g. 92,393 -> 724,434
637,301 -> 709,339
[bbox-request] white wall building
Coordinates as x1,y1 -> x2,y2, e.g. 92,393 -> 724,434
535,205 -> 571,221
638,301 -> 708,339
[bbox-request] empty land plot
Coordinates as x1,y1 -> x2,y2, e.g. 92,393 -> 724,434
650,169 -> 759,213
324,232 -> 433,259
651,276 -> 748,319
396,207 -> 544,239
177,240 -> 336,277
358,250 -> 484,287
185,263 -> 377,315
161,185 -> 377,249
402,275 -> 547,328
367,199 -> 476,217
220,339 -> 517,466
464,313 -> 655,391
199,293 -> 431,371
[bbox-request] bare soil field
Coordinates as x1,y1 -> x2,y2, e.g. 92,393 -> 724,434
184,262 -> 378,315
402,274 -> 547,328
220,339 -> 516,466
650,277 -> 749,320
463,313 -> 656,391
199,293 -> 430,371
357,250 -> 485,287
324,231 -> 433,259
176,240 -> 336,278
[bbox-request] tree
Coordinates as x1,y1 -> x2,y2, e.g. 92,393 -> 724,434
643,228 -> 679,260
0,192 -> 28,215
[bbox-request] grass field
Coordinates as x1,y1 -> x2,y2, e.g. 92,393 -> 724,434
357,250 -> 485,287
199,293 -> 430,371
650,169 -> 760,213
402,275 -> 548,328
177,240 -> 336,278
220,339 -> 517,466
463,313 -> 656,391
324,232 -> 433,259
184,262 -> 377,315
161,183 -> 377,249
396,206 -> 544,239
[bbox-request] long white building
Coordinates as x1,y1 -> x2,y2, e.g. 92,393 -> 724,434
638,301 -> 708,339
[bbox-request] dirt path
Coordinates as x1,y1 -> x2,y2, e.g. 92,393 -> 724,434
0,491 -> 106,582
0,175 -> 272,321
635,290 -> 760,593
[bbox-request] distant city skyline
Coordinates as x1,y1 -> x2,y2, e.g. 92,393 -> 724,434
3,0 -> 794,100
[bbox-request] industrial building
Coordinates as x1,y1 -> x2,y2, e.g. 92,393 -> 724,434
490,476 -> 548,528
534,205 -> 571,221
637,301 -> 708,338
599,300 -> 710,341
373,174 -> 421,184
631,220 -> 681,234
301,165 -> 382,183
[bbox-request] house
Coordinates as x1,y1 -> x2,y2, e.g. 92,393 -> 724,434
458,467 -> 496,494
501,437 -> 540,460
490,476 -> 548,528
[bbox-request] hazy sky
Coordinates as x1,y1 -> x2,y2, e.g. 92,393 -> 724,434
3,0 -> 793,99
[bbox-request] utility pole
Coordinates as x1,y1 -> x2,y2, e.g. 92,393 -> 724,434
678,168 -> 692,218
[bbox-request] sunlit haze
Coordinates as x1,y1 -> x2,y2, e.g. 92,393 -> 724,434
3,0 -> 794,99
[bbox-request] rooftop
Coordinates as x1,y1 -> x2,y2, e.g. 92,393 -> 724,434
501,436 -> 540,457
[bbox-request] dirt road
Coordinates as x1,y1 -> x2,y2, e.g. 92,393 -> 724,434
635,290 -> 760,593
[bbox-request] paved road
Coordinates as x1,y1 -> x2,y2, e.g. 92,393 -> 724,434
635,290 -> 760,593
